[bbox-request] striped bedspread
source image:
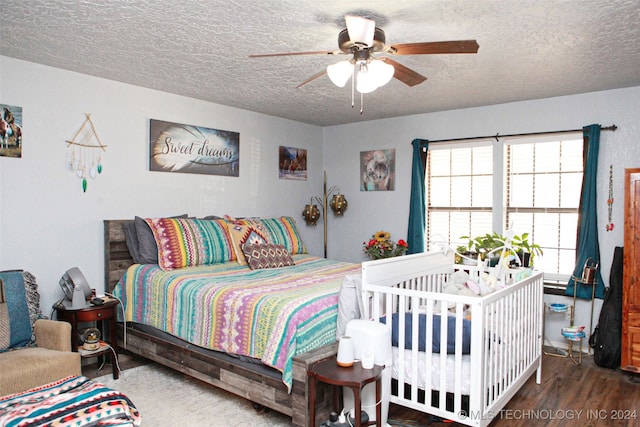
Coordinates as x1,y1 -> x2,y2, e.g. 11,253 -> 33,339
114,255 -> 361,391
0,376 -> 140,427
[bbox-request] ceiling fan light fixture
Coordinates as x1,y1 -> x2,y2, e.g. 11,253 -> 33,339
327,60 -> 354,87
345,15 -> 375,47
355,60 -> 395,94
356,69 -> 378,94
368,59 -> 395,87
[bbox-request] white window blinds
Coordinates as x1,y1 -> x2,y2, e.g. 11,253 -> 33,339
425,133 -> 583,281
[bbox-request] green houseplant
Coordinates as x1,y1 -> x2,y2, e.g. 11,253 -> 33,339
460,232 -> 506,265
510,233 -> 543,267
454,245 -> 477,265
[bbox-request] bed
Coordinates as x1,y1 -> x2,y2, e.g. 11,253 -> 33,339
360,251 -> 544,427
104,218 -> 357,427
0,375 -> 141,426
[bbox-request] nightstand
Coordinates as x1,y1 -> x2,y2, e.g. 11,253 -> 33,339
54,299 -> 119,379
308,357 -> 382,427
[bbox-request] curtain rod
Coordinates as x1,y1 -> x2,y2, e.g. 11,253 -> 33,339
424,124 -> 617,144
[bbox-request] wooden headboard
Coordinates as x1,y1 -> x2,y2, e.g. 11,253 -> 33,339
104,220 -> 135,293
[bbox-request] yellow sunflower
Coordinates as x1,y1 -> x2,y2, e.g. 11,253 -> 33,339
374,230 -> 391,241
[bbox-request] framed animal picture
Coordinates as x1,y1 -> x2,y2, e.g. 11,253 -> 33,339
279,146 -> 307,180
0,103 -> 23,158
360,149 -> 395,191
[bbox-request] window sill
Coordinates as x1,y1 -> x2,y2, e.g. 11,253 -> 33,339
544,282 -> 567,296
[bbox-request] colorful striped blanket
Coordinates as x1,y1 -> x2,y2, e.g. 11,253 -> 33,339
114,255 -> 361,391
0,376 -> 140,427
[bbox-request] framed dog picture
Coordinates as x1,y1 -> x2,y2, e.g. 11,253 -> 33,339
360,149 -> 395,191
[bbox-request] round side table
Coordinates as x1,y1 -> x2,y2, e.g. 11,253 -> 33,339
308,357 -> 382,427
54,299 -> 119,379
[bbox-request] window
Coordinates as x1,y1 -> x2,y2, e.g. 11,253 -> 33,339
425,134 -> 583,281
427,142 -> 493,248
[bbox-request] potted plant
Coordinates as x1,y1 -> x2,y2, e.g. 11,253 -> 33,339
454,245 -> 477,265
510,233 -> 543,267
461,232 -> 506,266
363,231 -> 408,260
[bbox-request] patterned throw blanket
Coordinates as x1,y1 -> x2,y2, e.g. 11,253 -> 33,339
0,376 -> 140,426
114,255 -> 361,391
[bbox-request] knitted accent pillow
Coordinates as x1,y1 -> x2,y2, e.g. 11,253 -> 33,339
242,243 -> 295,270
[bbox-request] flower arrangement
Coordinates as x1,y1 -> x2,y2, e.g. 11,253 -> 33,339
363,231 -> 408,260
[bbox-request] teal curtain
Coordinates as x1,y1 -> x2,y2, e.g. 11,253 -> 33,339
566,124 -> 605,299
407,139 -> 429,254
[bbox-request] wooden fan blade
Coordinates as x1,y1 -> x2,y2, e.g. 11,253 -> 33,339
382,58 -> 427,87
296,70 -> 327,88
389,40 -> 479,55
249,50 -> 339,58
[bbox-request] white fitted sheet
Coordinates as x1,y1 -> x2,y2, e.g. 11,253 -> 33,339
392,347 -> 471,395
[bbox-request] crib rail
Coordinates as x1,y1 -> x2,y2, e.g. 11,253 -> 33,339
361,251 -> 544,427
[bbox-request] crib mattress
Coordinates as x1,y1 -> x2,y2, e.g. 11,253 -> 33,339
392,347 -> 471,395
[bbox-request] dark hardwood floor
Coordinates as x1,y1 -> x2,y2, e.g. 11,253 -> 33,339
84,348 -> 639,426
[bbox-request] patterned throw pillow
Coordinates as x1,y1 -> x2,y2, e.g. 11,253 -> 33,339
242,243 -> 295,270
258,216 -> 307,254
145,218 -> 236,270
135,214 -> 188,264
225,217 -> 271,265
22,271 -> 43,332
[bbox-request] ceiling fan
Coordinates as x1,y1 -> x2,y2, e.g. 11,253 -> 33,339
249,15 -> 479,93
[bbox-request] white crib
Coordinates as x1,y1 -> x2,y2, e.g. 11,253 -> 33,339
361,251 -> 544,427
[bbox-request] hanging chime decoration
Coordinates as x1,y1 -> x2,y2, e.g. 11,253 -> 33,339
66,113 -> 107,192
606,164 -> 614,231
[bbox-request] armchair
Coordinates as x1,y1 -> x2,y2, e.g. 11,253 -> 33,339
0,272 -> 81,396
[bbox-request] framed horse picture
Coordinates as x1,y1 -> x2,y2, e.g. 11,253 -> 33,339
279,146 -> 307,180
0,104 -> 22,158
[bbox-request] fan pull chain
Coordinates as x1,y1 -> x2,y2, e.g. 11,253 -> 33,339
350,68 -> 355,109
360,92 -> 364,115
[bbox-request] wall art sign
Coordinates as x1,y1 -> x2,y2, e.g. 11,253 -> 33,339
149,119 -> 239,176
360,149 -> 395,191
279,146 -> 307,180
0,103 -> 23,158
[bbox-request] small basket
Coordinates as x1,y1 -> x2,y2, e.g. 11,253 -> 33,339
549,303 -> 568,312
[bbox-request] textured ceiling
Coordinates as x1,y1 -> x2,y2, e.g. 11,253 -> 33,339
1,0 -> 639,126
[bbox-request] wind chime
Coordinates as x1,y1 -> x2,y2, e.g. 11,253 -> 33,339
66,113 -> 107,192
606,164 -> 614,231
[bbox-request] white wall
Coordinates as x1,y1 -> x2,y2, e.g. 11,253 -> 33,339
0,56 -> 325,313
3,54 -> 639,349
323,85 -> 640,348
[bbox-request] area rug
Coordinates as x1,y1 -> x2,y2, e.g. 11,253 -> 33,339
94,364 -> 291,426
